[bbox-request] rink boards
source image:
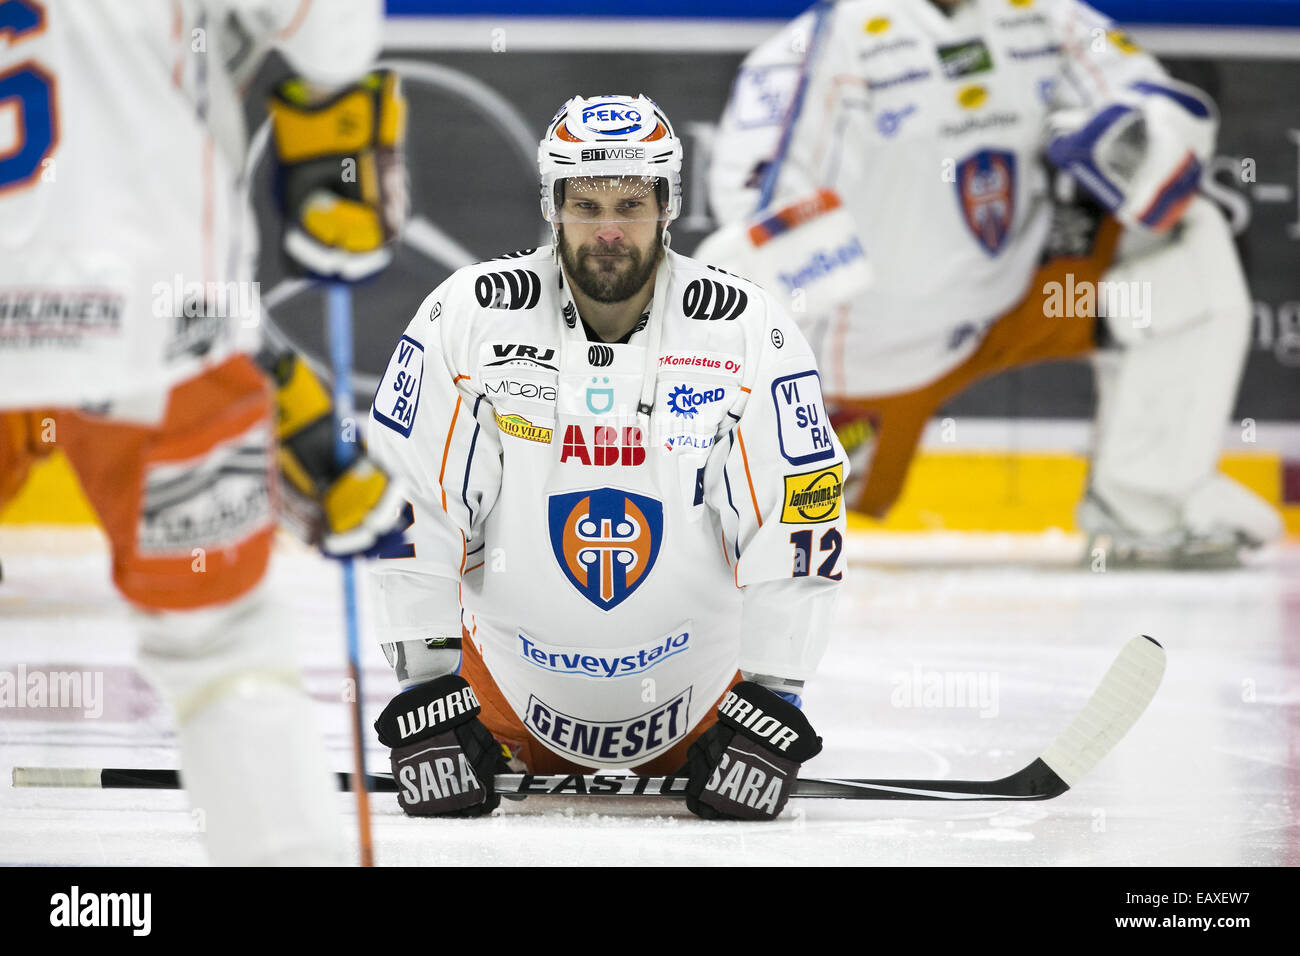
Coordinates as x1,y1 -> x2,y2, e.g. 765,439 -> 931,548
4,442 -> 1297,535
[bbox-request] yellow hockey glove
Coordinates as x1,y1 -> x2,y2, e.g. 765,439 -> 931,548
268,70 -> 409,281
261,349 -> 405,556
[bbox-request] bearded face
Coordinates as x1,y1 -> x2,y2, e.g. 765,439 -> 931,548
554,177 -> 666,303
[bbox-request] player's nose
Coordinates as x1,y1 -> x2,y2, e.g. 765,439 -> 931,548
593,223 -> 625,245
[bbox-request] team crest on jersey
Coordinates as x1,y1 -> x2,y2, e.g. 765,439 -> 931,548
548,489 -> 663,611
955,150 -> 1016,257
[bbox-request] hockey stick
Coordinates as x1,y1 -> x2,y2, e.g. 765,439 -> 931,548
755,0 -> 835,212
14,636 -> 1164,802
327,282 -> 374,866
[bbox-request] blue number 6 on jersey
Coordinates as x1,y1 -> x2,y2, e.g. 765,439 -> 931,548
0,0 -> 57,193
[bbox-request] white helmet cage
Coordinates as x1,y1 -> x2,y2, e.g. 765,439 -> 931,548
538,94 -> 684,225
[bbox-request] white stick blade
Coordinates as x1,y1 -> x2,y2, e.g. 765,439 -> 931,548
1039,635 -> 1166,788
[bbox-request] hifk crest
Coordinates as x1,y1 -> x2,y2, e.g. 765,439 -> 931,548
955,150 -> 1016,256
548,489 -> 663,611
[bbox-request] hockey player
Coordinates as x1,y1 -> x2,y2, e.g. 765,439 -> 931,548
367,95 -> 847,821
705,0 -> 1282,565
0,0 -> 406,864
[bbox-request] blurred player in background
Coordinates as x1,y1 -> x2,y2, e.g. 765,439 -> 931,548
0,0 -> 406,864
705,0 -> 1282,565
366,95 -> 845,821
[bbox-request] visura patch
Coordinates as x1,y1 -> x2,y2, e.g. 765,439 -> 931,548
771,370 -> 835,465
374,334 -> 424,437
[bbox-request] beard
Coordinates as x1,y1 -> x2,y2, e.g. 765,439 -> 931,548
558,223 -> 663,303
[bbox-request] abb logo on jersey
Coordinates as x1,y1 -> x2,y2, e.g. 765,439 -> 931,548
560,425 -> 645,466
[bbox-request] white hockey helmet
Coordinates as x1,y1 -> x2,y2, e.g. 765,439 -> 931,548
538,94 -> 684,224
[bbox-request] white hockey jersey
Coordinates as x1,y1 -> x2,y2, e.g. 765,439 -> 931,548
367,246 -> 848,769
0,0 -> 380,409
710,0 -> 1180,397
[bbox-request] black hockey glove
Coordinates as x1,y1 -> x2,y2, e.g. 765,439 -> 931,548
684,681 -> 822,821
374,675 -> 509,818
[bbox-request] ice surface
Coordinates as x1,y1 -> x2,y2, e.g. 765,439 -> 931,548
2,527 -> 1296,866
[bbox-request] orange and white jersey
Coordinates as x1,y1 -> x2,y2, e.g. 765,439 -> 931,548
0,0 -> 380,408
367,247 -> 847,769
710,0 -> 1177,397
